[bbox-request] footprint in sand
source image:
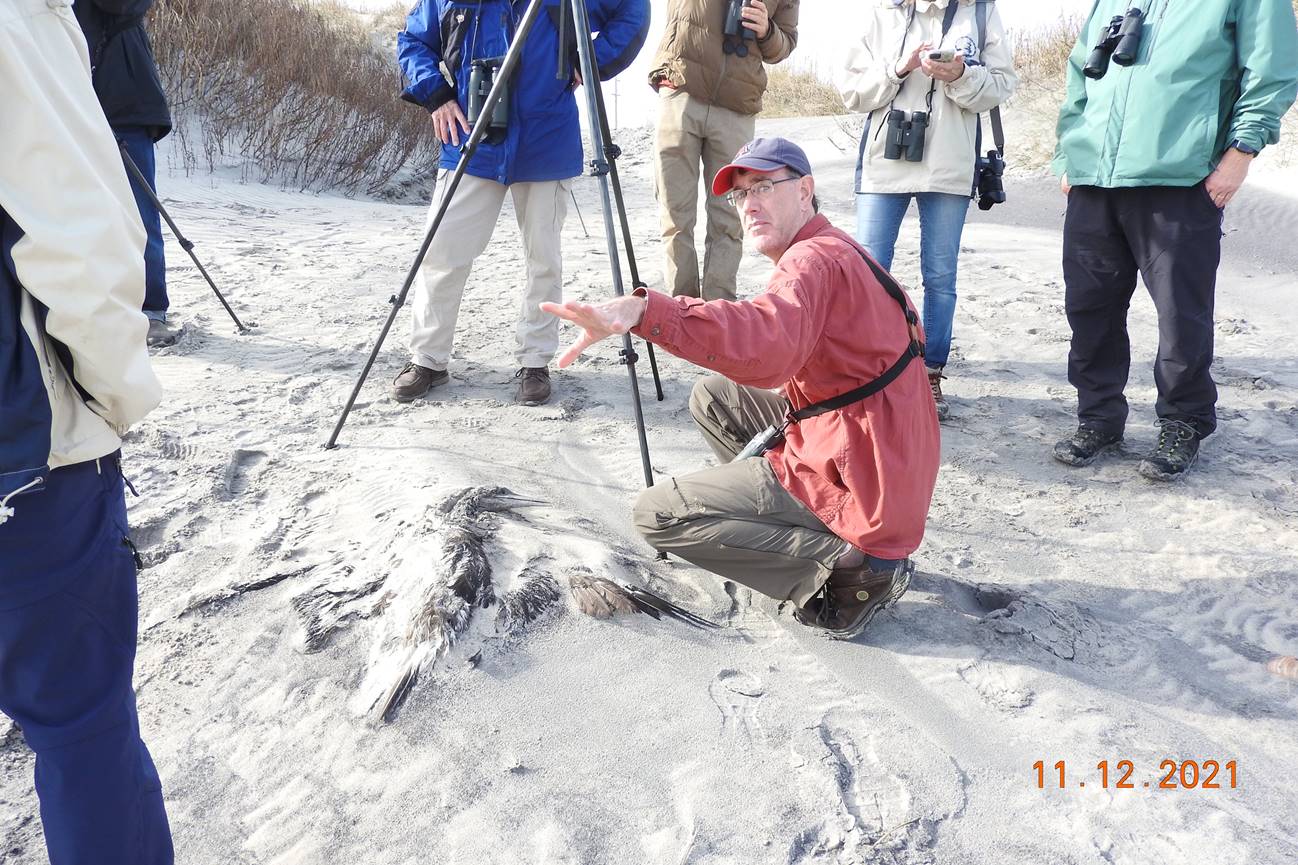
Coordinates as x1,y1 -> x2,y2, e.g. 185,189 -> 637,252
787,709 -> 919,861
957,660 -> 1035,711
217,448 -> 269,501
708,669 -> 766,745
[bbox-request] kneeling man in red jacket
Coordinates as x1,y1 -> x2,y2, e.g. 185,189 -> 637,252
544,137 -> 940,639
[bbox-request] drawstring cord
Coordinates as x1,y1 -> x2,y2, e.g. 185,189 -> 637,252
0,477 -> 44,527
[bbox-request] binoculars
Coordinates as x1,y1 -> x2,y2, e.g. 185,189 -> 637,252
1084,7 -> 1143,79
722,0 -> 757,57
975,149 -> 1006,211
467,56 -> 509,137
884,109 -> 928,162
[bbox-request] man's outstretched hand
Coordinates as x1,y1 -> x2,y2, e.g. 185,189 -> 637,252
540,296 -> 648,368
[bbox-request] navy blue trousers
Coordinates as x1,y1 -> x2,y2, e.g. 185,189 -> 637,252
116,127 -> 170,317
0,456 -> 173,865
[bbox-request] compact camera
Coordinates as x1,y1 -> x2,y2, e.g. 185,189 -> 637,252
1084,7 -> 1143,79
884,108 -> 928,162
722,0 -> 757,57
467,56 -> 509,139
927,48 -> 956,63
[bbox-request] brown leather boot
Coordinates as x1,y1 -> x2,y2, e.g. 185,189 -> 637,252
794,559 -> 913,639
514,367 -> 551,405
391,362 -> 448,402
927,367 -> 949,422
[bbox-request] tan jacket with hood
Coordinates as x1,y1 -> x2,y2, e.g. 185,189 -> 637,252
837,0 -> 1017,196
649,0 -> 800,116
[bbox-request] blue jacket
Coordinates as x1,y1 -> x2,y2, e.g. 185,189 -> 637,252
397,0 -> 650,185
0,215 -> 50,504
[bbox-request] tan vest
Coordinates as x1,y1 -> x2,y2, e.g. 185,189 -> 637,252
648,0 -> 800,116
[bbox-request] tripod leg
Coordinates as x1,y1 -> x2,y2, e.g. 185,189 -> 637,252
325,0 -> 549,449
117,141 -> 248,333
588,82 -> 665,402
566,0 -> 657,491
569,188 -> 589,238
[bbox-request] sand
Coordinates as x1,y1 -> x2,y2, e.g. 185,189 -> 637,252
2,111 -> 1296,864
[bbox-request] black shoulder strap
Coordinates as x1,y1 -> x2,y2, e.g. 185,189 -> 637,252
976,0 -> 1005,155
788,245 -> 925,423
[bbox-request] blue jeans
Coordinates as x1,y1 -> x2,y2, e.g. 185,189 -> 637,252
0,456 -> 174,865
855,192 -> 969,369
115,127 -> 169,319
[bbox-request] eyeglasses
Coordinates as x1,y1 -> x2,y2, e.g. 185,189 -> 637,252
725,176 -> 800,207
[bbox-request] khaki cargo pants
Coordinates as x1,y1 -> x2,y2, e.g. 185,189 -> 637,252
653,88 -> 754,301
409,171 -> 570,371
632,376 -> 846,606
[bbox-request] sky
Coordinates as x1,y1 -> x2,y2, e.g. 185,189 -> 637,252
340,0 -> 1098,128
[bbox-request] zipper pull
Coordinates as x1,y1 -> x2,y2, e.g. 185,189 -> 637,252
122,536 -> 145,570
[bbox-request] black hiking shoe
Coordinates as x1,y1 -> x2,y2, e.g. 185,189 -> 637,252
391,362 -> 448,402
146,318 -> 178,348
514,367 -> 551,406
927,367 -> 949,422
794,559 -> 913,640
1138,419 -> 1200,481
1053,425 -> 1123,467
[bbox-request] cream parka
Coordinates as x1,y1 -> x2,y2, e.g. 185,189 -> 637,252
1,0 -> 161,505
837,0 -> 1017,197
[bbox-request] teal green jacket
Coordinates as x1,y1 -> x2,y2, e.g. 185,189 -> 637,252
1053,0 -> 1298,187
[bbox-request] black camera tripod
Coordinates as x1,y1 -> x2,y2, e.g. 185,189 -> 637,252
117,141 -> 249,333
324,0 -> 663,498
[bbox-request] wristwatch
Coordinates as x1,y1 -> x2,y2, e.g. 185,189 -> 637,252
1230,139 -> 1259,157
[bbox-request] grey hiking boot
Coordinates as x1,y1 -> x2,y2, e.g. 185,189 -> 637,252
391,362 -> 448,402
927,367 -> 949,422
1053,425 -> 1122,467
1138,419 -> 1200,481
514,367 -> 551,406
794,559 -> 913,640
146,318 -> 178,348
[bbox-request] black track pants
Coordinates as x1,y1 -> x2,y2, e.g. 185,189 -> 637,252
1062,183 -> 1222,438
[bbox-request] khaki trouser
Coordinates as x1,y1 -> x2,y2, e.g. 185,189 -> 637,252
409,172 -> 570,370
653,88 -> 754,301
632,376 -> 845,606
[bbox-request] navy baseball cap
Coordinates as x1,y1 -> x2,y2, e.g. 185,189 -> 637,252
711,137 -> 813,195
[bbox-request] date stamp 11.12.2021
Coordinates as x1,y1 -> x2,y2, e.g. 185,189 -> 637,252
1033,759 -> 1239,790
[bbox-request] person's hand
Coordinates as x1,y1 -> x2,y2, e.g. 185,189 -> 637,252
741,0 -> 771,39
1060,173 -> 1071,196
1204,147 -> 1253,209
896,42 -> 932,78
540,296 -> 648,367
920,52 -> 966,83
431,100 -> 470,146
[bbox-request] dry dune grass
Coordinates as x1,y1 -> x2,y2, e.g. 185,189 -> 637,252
761,66 -> 849,118
145,1 -> 1297,189
147,0 -> 435,194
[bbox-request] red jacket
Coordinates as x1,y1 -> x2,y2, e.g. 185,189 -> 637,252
633,214 -> 940,558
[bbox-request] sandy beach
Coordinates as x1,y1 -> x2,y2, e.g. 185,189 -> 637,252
2,109 -> 1296,864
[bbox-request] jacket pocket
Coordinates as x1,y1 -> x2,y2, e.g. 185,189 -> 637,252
439,2 -> 481,78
